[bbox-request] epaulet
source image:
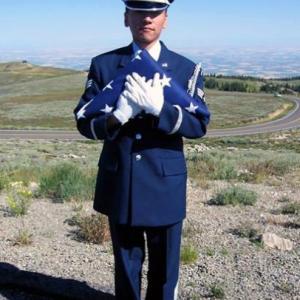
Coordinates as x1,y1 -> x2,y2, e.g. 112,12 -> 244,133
187,63 -> 202,97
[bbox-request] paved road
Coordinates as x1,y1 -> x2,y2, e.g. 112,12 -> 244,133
208,96 -> 300,137
0,96 -> 299,140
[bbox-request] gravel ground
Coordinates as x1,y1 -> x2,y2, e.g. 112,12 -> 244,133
0,180 -> 299,300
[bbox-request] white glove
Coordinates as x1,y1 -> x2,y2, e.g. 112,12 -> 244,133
124,72 -> 164,116
113,92 -> 141,125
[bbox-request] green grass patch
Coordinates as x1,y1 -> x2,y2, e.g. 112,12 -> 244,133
0,116 -> 77,130
220,247 -> 229,256
0,173 -> 8,191
0,91 -> 80,129
210,283 -> 226,299
180,244 -> 198,265
0,140 -> 101,179
200,129 -> 300,153
205,247 -> 215,257
186,148 -> 300,183
206,90 -> 292,129
38,163 -> 96,202
280,202 -> 300,215
187,152 -> 238,181
209,186 -> 257,206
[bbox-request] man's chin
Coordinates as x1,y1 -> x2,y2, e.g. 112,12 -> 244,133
136,36 -> 157,46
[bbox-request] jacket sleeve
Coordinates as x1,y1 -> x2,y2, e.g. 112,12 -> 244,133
156,66 -> 210,139
73,58 -> 120,140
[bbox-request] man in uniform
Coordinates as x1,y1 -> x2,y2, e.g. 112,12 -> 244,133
74,1 -> 210,299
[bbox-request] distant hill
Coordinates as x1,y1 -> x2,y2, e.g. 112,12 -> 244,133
0,61 -> 83,86
0,61 -> 87,130
0,61 -> 295,130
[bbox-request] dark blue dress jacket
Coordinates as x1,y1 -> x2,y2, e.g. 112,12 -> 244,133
74,42 -> 210,226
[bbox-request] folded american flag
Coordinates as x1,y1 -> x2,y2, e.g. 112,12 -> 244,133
76,49 -> 210,121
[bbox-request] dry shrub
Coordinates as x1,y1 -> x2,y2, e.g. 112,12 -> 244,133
13,229 -> 33,246
231,222 -> 263,246
75,214 -> 110,244
265,214 -> 300,229
265,215 -> 287,226
244,156 -> 298,183
5,181 -> 32,216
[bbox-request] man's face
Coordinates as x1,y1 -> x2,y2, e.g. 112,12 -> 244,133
125,9 -> 168,48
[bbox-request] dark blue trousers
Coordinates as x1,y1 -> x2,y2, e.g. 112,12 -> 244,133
109,219 -> 183,300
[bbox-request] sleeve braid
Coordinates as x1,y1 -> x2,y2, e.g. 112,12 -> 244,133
187,63 -> 202,97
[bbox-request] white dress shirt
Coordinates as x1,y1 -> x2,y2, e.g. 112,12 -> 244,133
132,40 -> 161,61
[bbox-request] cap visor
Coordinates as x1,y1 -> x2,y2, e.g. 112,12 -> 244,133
125,2 -> 168,11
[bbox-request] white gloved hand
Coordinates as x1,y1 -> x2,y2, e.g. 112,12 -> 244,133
113,92 -> 141,125
124,72 -> 164,116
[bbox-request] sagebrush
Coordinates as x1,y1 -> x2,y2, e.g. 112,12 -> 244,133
209,186 -> 257,206
38,163 -> 96,202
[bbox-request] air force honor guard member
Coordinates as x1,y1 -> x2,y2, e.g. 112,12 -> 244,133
74,0 -> 210,299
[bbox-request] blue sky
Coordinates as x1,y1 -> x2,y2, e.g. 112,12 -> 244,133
1,0 -> 300,51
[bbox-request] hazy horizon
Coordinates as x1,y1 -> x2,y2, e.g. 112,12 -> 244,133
1,46 -> 300,79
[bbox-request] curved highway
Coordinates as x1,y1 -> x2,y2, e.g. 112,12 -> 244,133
208,96 -> 300,137
0,96 -> 299,140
